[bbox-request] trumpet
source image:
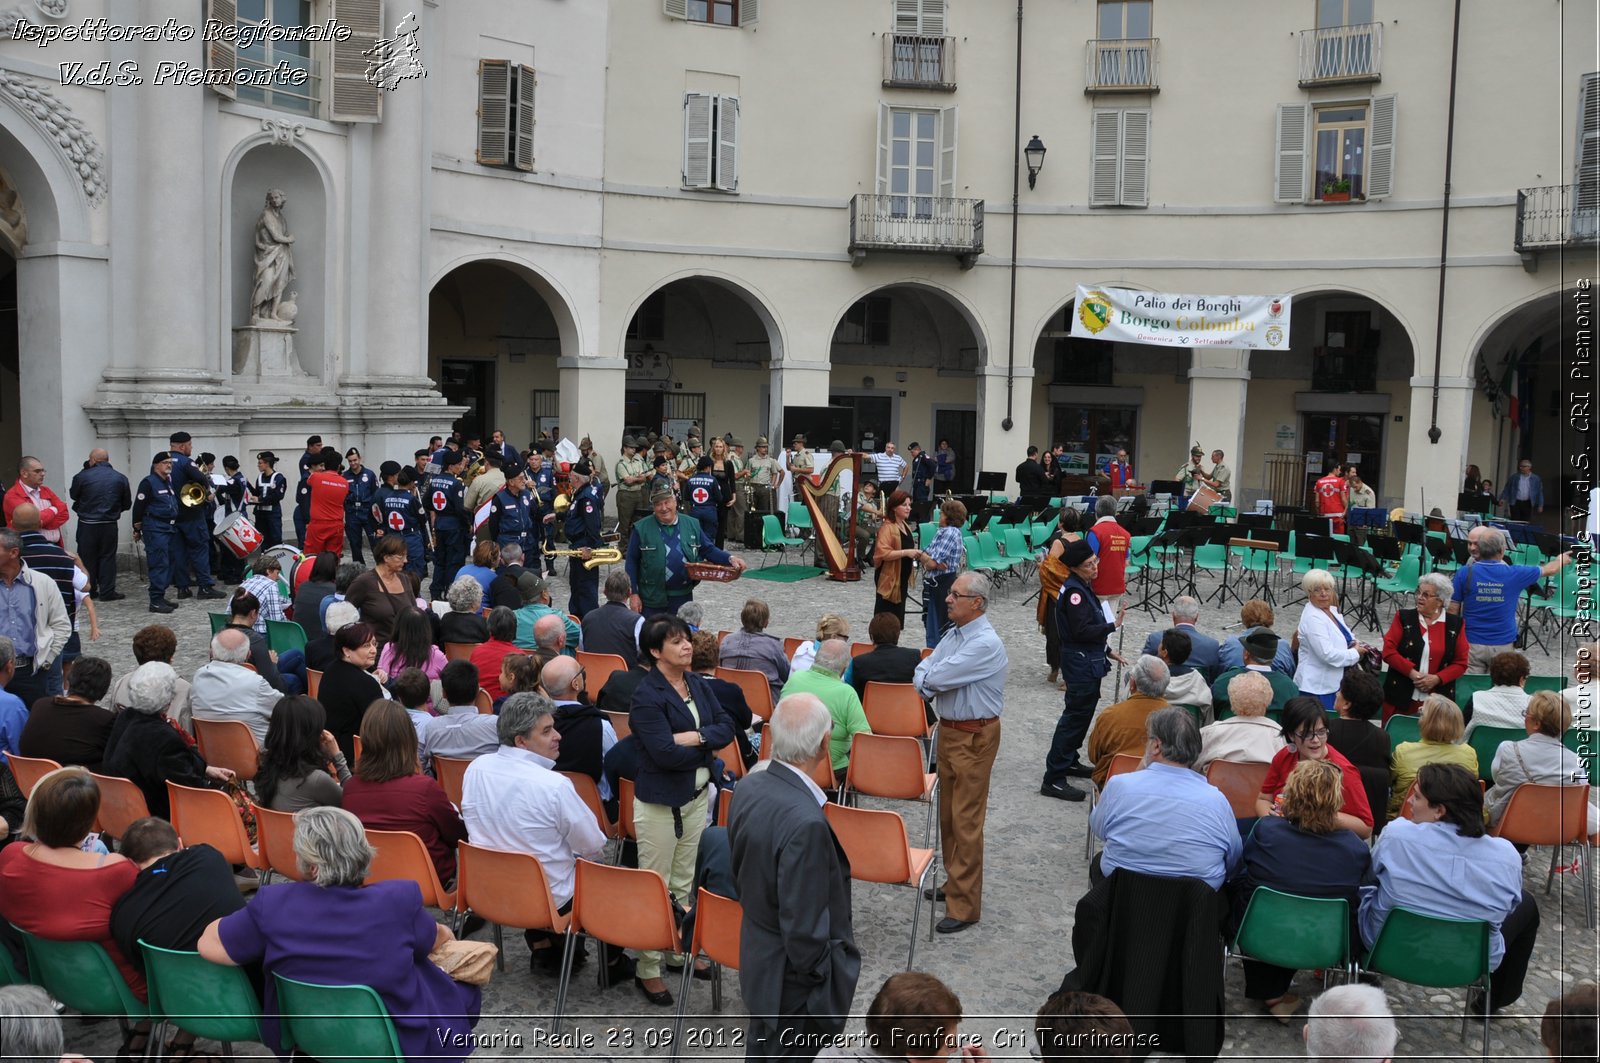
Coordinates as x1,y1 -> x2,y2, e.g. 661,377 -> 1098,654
545,546 -> 622,570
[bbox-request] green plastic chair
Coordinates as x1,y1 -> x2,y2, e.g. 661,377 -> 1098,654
784,501 -> 813,532
1467,726 -> 1525,785
918,521 -> 939,548
760,515 -> 804,567
961,534 -> 1007,575
265,618 -> 308,655
1360,907 -> 1491,1055
1452,674 -> 1493,705
13,926 -> 148,1021
1525,675 -> 1566,694
1384,713 -> 1421,751
140,942 -> 263,1053
1373,554 -> 1421,612
1228,887 -> 1352,984
208,612 -> 230,637
0,940 -> 23,985
273,973 -> 405,1063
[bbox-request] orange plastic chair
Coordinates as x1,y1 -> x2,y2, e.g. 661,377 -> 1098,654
5,753 -> 61,798
861,682 -> 932,739
575,651 -> 629,695
782,636 -> 804,659
715,630 -> 730,647
617,778 -> 638,841
443,642 -> 477,662
363,829 -> 455,909
849,641 -> 873,658
604,709 -> 632,740
165,781 -> 258,868
455,841 -> 569,972
1491,783 -> 1596,928
920,647 -> 933,660
823,802 -> 936,969
192,719 -> 261,783
306,668 -> 322,700
352,735 -> 363,767
250,804 -> 304,883
1083,753 -> 1145,859
559,771 -> 619,840
91,773 -> 152,839
675,888 -> 743,1024
554,859 -> 682,1033
842,733 -> 939,845
716,743 -> 746,780
716,786 -> 733,827
474,689 -> 494,714
713,666 -> 775,722
1205,759 -> 1272,819
433,756 -> 472,808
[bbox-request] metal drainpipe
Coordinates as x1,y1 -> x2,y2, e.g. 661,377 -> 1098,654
1001,0 -> 1023,432
1427,0 -> 1463,444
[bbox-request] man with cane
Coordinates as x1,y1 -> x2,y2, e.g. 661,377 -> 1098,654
1040,539 -> 1128,801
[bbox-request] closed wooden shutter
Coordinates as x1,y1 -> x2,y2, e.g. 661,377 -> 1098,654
1275,102 -> 1310,203
1121,109 -> 1150,206
205,0 -> 237,100
1090,109 -> 1121,206
513,64 -> 536,172
1366,94 -> 1396,199
476,59 -> 510,166
938,105 -> 958,198
330,0 -> 383,123
663,0 -> 690,20
876,103 -> 892,196
683,93 -> 713,188
716,96 -> 740,191
920,0 -> 946,36
893,0 -> 922,33
739,0 -> 759,26
1578,73 -> 1600,214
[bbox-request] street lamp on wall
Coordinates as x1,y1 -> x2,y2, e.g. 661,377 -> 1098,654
1024,135 -> 1047,189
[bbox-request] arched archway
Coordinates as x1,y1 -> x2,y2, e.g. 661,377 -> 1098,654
426,259 -> 580,447
827,282 -> 986,492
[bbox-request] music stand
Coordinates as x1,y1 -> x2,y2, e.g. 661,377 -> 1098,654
1203,525 -> 1246,608
1332,538 -> 1386,632
969,507 -> 1001,534
1148,479 -> 1185,499
1130,528 -> 1181,616
1000,504 -> 1034,526
1294,514 -> 1333,539
976,472 -> 1008,495
1174,526 -> 1213,598
1238,513 -> 1273,531
1392,521 -> 1424,547
1457,492 -> 1490,515
1368,535 -> 1402,563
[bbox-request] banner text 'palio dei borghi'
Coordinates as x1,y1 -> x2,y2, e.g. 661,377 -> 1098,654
1069,286 -> 1292,350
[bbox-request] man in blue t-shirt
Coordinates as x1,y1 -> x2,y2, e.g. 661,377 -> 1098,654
1450,527 -> 1571,672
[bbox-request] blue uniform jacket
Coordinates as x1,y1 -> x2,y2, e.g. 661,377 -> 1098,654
564,484 -> 603,548
426,474 -> 467,528
1056,572 -> 1115,683
344,468 -> 380,515
131,473 -> 179,528
376,486 -> 425,535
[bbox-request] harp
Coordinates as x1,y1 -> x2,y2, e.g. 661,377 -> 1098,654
797,452 -> 863,582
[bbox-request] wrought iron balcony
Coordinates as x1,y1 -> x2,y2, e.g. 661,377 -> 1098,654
882,33 -> 956,90
1516,184 -> 1599,264
1298,22 -> 1382,85
848,194 -> 983,269
1084,38 -> 1158,93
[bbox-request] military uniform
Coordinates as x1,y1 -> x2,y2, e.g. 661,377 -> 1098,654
251,461 -> 287,549
747,439 -> 781,514
168,448 -> 216,595
489,481 -> 540,560
580,438 -> 609,492
564,480 -> 604,618
426,468 -> 469,599
527,463 -> 558,572
727,443 -> 750,543
613,443 -> 650,545
132,463 -> 180,612
343,464 -> 380,564
375,480 -> 428,578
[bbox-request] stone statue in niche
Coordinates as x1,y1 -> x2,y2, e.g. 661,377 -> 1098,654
250,188 -> 296,324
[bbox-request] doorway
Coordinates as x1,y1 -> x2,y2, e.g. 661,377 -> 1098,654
438,359 -> 494,439
1301,412 -> 1383,507
932,407 -> 977,494
829,393 -> 894,454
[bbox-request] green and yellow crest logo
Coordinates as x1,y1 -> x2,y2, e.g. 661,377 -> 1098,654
1078,290 -> 1113,334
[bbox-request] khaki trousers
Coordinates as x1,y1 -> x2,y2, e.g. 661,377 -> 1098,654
615,489 -> 644,545
632,787 -> 708,979
936,719 -> 1001,923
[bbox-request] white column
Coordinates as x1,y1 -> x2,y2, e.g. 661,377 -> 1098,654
558,358 -> 629,451
768,360 -> 833,434
1405,375 -> 1473,513
976,364 -> 1033,495
1187,347 -> 1250,486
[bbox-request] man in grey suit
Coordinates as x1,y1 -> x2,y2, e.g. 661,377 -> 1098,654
1140,595 -> 1221,681
729,693 -> 860,1061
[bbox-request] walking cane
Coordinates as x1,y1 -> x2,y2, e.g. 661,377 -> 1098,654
1113,622 -> 1126,692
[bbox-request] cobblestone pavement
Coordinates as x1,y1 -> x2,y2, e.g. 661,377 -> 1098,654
61,544 -> 1596,1060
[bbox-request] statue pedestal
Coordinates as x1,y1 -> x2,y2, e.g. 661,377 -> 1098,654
232,324 -> 307,381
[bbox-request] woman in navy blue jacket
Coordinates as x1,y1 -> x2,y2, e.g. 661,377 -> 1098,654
628,613 -> 735,1008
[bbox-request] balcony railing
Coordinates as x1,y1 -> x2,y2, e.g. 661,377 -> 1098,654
882,33 -> 956,90
1297,22 -> 1382,85
1084,38 -> 1158,93
849,193 -> 984,269
1516,184 -> 1600,257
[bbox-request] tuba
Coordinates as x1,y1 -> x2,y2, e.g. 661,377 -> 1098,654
179,481 -> 209,509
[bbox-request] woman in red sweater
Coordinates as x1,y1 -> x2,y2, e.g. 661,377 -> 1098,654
339,700 -> 468,885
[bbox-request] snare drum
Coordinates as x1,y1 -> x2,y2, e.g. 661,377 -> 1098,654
216,512 -> 264,559
1187,484 -> 1222,515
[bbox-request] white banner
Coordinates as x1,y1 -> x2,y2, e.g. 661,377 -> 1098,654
1069,286 -> 1292,350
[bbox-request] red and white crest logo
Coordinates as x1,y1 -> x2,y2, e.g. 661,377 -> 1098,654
387,511 -> 406,531
431,490 -> 447,510
691,487 -> 710,505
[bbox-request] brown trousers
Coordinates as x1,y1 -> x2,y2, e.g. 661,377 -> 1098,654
936,718 -> 1001,922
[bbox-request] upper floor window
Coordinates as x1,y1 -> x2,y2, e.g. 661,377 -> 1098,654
237,0 -> 318,115
1275,95 -> 1394,203
477,61 -> 536,172
684,94 -> 740,192
1316,0 -> 1373,28
206,0 -> 380,122
1097,0 -> 1151,39
835,297 -> 892,346
664,0 -> 760,28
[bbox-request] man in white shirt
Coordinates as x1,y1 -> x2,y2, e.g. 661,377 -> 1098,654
873,442 -> 907,496
189,628 -> 279,744
459,691 -> 631,980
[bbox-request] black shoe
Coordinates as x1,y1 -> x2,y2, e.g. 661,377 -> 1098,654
99,591 -> 126,602
175,588 -> 193,600
1040,782 -> 1087,802
1467,988 -> 1492,1016
922,883 -> 947,902
935,917 -> 975,934
603,954 -> 635,985
668,960 -> 715,982
1062,763 -> 1096,779
148,601 -> 177,614
196,587 -> 225,600
459,913 -> 487,937
634,976 -> 674,1007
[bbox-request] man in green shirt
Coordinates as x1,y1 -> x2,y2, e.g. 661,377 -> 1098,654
613,436 -> 650,544
747,436 -> 781,514
777,638 -> 870,783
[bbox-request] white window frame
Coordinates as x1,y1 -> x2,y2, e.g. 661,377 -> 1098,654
476,60 -> 536,172
893,0 -> 946,35
1089,108 -> 1149,208
875,104 -> 958,214
1276,94 -> 1394,203
663,0 -> 759,28
683,93 -> 740,192
231,0 -> 322,116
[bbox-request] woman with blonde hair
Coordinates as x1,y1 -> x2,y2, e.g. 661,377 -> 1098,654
1294,568 -> 1373,709
1388,693 -> 1477,819
790,613 -> 855,686
1485,690 -> 1599,835
1233,758 -> 1371,1022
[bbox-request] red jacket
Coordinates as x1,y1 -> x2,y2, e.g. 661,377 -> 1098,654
3,482 -> 69,531
1089,517 -> 1132,597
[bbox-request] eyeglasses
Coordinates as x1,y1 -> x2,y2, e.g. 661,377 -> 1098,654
574,668 -> 587,685
1294,728 -> 1330,743
947,591 -> 985,601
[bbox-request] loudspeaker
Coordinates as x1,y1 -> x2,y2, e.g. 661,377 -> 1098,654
744,512 -> 764,550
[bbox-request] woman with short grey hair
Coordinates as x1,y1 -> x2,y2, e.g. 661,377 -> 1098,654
440,576 -> 490,646
1378,569 -> 1468,721
0,985 -> 67,1063
102,662 -> 234,819
198,804 -> 483,1062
